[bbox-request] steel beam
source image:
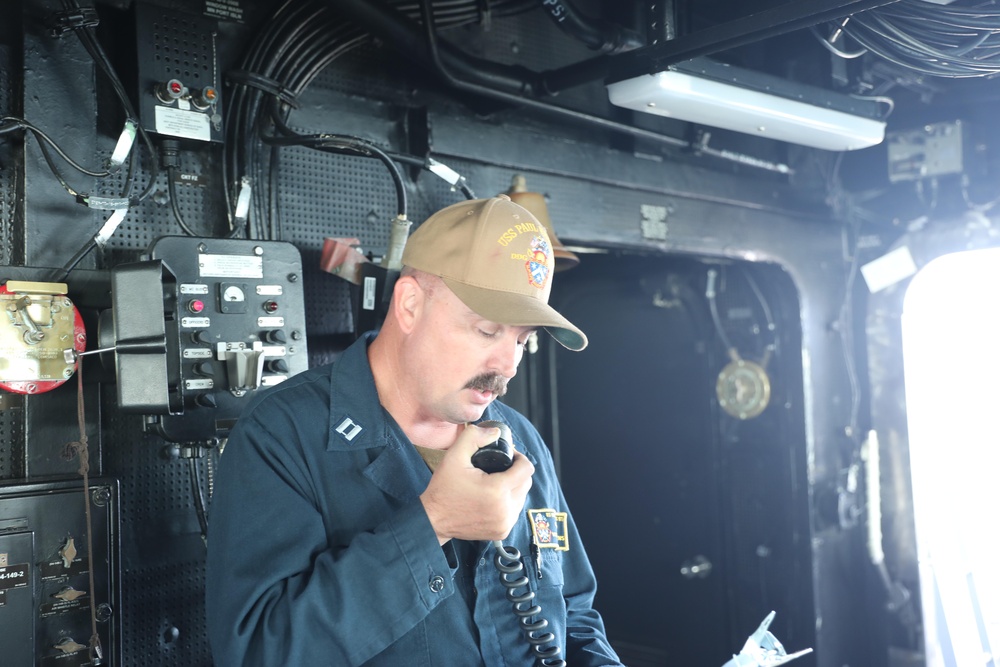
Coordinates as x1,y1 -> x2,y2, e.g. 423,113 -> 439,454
610,0 -> 901,80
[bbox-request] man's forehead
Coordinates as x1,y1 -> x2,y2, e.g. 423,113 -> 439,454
433,279 -> 535,335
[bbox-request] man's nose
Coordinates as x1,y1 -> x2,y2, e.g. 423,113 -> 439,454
490,336 -> 523,378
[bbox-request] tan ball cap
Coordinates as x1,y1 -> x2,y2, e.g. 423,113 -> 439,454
402,195 -> 588,351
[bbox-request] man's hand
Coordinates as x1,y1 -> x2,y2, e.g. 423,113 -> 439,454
420,424 -> 534,544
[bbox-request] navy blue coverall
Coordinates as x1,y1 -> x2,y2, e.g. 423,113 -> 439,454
206,333 -> 622,666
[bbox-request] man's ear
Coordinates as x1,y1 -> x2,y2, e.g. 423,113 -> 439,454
390,275 -> 423,334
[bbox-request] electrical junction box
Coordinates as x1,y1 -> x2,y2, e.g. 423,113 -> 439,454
887,120 -> 966,183
133,2 -> 223,142
0,478 -> 120,667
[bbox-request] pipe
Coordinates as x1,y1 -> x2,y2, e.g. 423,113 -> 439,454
611,0 -> 903,78
536,0 -> 644,54
330,0 -> 544,96
333,0 -> 797,172
416,0 -> 688,151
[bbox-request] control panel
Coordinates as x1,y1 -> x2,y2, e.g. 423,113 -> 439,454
105,237 -> 308,443
0,478 -> 120,667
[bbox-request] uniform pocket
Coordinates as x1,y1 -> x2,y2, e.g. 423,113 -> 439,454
362,621 -> 430,666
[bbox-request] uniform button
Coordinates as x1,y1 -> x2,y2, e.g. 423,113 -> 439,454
479,558 -> 486,566
428,575 -> 445,593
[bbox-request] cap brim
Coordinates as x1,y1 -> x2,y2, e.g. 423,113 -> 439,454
442,277 -> 588,351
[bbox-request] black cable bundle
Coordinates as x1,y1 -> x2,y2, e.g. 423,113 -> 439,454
225,0 -> 531,239
822,0 -> 1000,78
57,0 -> 159,201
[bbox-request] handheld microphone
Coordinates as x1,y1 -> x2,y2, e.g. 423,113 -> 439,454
470,420 -> 514,473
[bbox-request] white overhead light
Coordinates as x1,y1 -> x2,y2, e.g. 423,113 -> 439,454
607,60 -> 886,152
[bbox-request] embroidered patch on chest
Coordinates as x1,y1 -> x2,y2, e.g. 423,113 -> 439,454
528,508 -> 569,551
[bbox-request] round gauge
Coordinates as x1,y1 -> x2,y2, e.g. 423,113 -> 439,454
222,285 -> 246,302
716,359 -> 771,420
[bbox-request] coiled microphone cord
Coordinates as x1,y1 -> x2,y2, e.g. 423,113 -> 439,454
491,540 -> 566,667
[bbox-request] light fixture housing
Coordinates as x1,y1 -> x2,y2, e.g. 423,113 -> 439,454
607,58 -> 886,151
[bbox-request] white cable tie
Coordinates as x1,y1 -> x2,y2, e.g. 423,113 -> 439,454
94,208 -> 129,248
83,196 -> 130,210
108,119 -> 138,171
234,176 -> 252,223
426,157 -> 463,186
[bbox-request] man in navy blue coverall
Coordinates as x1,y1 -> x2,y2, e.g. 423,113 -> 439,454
206,195 -> 623,666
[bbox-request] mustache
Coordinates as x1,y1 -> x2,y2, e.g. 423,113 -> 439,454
465,373 -> 508,397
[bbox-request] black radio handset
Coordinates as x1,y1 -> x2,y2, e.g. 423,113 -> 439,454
470,420 -> 514,473
471,420 -> 566,667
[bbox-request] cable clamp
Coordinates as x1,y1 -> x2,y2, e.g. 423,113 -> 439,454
227,70 -> 299,108
76,194 -> 134,211
106,119 -> 138,173
233,176 -> 252,226
46,7 -> 100,36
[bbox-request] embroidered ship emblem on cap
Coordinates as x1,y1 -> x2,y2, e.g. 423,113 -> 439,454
525,236 -> 551,289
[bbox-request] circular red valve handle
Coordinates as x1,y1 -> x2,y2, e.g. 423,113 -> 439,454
0,284 -> 86,395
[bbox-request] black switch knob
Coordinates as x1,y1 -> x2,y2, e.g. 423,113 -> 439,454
191,330 -> 213,345
195,393 -> 217,409
194,362 -> 214,377
266,358 -> 289,374
263,329 -> 287,344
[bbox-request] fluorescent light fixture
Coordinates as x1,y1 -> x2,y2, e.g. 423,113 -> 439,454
607,59 -> 886,151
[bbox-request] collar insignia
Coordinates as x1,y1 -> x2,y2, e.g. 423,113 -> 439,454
334,416 -> 363,442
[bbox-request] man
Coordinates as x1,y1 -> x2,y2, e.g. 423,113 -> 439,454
206,195 -> 622,666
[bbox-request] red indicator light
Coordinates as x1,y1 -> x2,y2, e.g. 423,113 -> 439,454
188,299 -> 205,314
170,81 -> 183,94
263,300 -> 279,313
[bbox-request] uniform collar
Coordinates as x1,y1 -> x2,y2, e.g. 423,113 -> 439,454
325,332 -> 384,452
321,335 -> 529,500
325,332 -> 431,501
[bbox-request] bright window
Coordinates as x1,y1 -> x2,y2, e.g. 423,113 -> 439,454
901,247 -> 1000,666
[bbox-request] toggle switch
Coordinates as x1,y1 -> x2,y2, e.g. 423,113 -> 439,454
53,637 -> 87,654
59,537 -> 77,569
53,586 -> 88,602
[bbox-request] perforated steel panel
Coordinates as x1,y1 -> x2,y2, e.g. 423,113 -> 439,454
0,45 -> 22,267
0,40 -> 28,476
277,147 -> 399,249
120,561 -> 210,667
101,385 -> 211,666
0,400 -> 26,480
98,149 -> 230,267
147,8 -> 216,85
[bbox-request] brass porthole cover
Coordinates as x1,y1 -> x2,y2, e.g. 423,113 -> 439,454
716,358 -> 771,420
